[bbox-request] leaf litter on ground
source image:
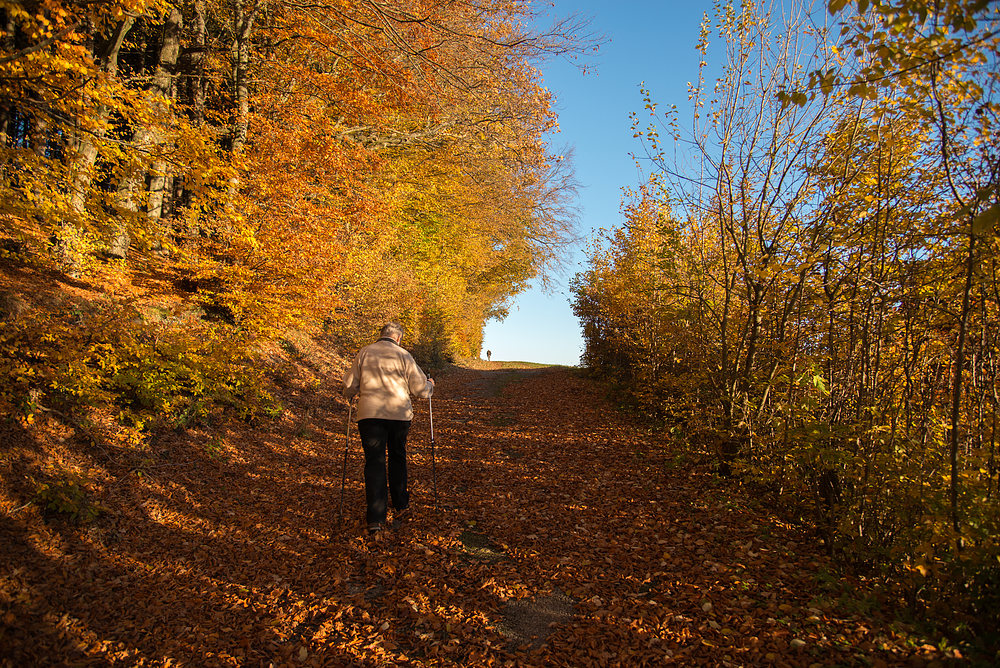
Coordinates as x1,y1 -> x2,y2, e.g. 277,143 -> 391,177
0,357 -> 964,666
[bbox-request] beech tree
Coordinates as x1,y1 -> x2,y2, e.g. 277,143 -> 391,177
1,0 -> 590,435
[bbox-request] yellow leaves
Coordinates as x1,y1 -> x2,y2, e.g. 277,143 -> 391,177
0,2 -> 30,21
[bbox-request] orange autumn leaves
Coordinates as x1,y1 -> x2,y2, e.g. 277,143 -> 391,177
1,0 -> 586,430
573,0 -> 999,646
0,362 -> 964,665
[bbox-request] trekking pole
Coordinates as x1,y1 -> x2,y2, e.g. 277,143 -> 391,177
338,401 -> 353,520
429,395 -> 437,509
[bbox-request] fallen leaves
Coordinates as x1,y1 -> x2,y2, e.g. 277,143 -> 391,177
0,364 -> 966,665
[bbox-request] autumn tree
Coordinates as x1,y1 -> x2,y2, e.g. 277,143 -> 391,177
1,0 -> 590,434
574,0 -> 998,638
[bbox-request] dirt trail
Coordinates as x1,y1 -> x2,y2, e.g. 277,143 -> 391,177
1,365 -> 953,666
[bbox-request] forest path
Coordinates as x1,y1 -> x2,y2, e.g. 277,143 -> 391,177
1,365 -> 951,666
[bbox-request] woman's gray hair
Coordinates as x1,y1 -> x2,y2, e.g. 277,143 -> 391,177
380,322 -> 404,340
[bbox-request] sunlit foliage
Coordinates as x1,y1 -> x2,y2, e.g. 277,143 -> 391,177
1,1 -> 585,436
573,0 -> 999,646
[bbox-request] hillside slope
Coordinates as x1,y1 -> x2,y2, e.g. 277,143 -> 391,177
1,361 -> 962,665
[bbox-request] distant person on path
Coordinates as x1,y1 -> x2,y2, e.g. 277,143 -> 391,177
486,349 -> 491,362
343,322 -> 434,535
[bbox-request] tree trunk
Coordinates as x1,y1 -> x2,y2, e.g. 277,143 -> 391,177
110,7 -> 183,259
228,0 -> 261,198
192,0 -> 207,125
0,9 -> 14,142
63,16 -> 135,272
949,231 -> 976,534
146,6 -> 184,243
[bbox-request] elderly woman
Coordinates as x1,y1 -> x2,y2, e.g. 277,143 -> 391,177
342,322 -> 435,535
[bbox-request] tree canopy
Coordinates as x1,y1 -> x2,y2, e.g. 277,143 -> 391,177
1,0 -> 588,432
573,0 -> 999,645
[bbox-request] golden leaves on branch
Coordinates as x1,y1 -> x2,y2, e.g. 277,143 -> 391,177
2,0 -> 590,439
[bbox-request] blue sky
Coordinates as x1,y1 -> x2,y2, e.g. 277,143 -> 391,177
481,1 -> 710,365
